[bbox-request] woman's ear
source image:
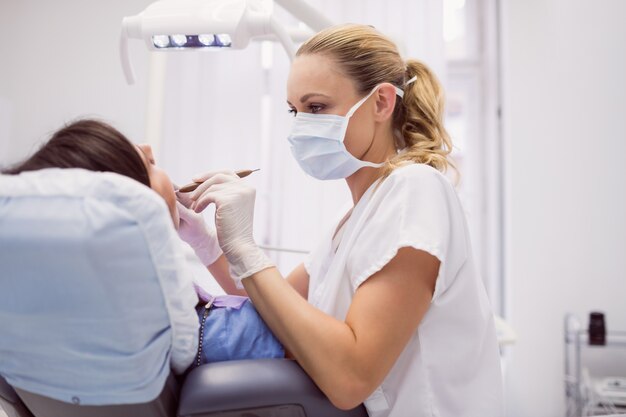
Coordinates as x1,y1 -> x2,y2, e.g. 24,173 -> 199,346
373,83 -> 398,122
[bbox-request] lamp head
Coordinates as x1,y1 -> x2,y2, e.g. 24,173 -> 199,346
122,0 -> 271,50
121,0 -> 273,83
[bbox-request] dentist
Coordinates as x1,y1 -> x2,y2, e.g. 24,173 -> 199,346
180,24 -> 503,417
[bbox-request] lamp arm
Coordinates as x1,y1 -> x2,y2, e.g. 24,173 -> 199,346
269,15 -> 297,60
120,28 -> 136,85
274,0 -> 334,32
252,27 -> 314,43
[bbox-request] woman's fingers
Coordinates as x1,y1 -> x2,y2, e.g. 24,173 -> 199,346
189,172 -> 256,213
191,193 -> 216,213
176,190 -> 194,208
191,172 -> 239,201
176,200 -> 196,222
192,180 -> 253,213
191,183 -> 232,213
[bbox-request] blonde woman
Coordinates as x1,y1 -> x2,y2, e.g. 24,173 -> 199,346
184,24 -> 503,417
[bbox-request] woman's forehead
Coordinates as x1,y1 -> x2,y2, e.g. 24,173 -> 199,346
287,55 -> 355,101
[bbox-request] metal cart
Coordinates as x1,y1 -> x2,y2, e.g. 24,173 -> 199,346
564,314 -> 626,416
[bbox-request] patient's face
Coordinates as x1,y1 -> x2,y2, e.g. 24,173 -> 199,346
136,144 -> 180,229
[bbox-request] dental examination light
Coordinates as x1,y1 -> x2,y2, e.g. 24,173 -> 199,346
120,0 -> 333,84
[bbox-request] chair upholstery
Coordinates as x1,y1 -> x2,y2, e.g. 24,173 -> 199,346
0,375 -> 34,417
10,374 -> 179,417
178,359 -> 368,417
2,365 -> 369,417
0,169 -> 194,404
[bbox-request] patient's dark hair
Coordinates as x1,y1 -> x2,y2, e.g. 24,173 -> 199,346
2,119 -> 150,187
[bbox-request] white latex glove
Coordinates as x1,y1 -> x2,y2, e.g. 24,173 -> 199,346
175,199 -> 223,267
190,172 -> 273,287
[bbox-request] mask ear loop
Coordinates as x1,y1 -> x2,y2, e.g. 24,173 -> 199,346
396,76 -> 418,98
405,75 -> 418,86
346,87 -> 379,118
349,77 -> 418,117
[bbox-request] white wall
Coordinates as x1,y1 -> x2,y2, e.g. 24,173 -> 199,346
0,0 -> 153,167
500,1 -> 626,416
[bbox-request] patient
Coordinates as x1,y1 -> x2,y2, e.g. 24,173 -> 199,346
2,119 -> 284,369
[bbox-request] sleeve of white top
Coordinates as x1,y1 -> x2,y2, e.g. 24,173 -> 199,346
303,235 -> 325,288
346,164 -> 468,301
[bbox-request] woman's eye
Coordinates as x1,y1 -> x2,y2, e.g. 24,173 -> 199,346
309,104 -> 324,113
287,104 -> 325,116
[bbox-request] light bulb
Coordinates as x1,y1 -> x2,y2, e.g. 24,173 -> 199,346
152,35 -> 170,48
215,34 -> 232,47
198,34 -> 216,46
171,34 -> 188,47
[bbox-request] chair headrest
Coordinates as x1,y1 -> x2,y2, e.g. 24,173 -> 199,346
0,169 -> 176,320
0,168 -> 193,404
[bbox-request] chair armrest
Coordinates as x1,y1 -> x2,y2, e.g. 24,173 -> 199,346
0,375 -> 20,405
0,375 -> 35,417
178,359 -> 368,417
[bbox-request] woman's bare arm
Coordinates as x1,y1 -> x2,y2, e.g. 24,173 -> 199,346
208,258 -> 310,299
242,247 -> 439,410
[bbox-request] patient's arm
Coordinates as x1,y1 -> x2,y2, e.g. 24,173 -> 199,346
207,255 -> 247,296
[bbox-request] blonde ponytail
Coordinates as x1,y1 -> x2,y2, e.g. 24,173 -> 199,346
383,59 -> 454,178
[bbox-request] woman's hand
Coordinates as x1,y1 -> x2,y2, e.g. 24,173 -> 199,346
175,198 -> 222,267
190,172 -> 273,287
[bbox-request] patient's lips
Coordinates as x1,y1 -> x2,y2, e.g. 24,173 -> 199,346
177,169 -> 259,193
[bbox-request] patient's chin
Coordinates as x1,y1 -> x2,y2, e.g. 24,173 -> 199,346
160,187 -> 180,230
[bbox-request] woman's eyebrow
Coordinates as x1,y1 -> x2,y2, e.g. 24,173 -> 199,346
287,93 -> 331,107
299,93 -> 330,103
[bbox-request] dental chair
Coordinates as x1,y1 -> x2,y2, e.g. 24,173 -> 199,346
0,169 -> 367,417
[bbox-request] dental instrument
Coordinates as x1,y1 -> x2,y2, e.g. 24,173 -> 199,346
178,169 -> 260,193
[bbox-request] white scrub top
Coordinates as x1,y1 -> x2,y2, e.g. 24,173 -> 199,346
304,163 -> 503,417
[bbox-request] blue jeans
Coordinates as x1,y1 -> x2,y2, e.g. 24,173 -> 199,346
196,299 -> 284,364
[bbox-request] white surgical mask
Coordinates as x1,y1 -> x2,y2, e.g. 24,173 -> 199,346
287,81 -> 410,180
